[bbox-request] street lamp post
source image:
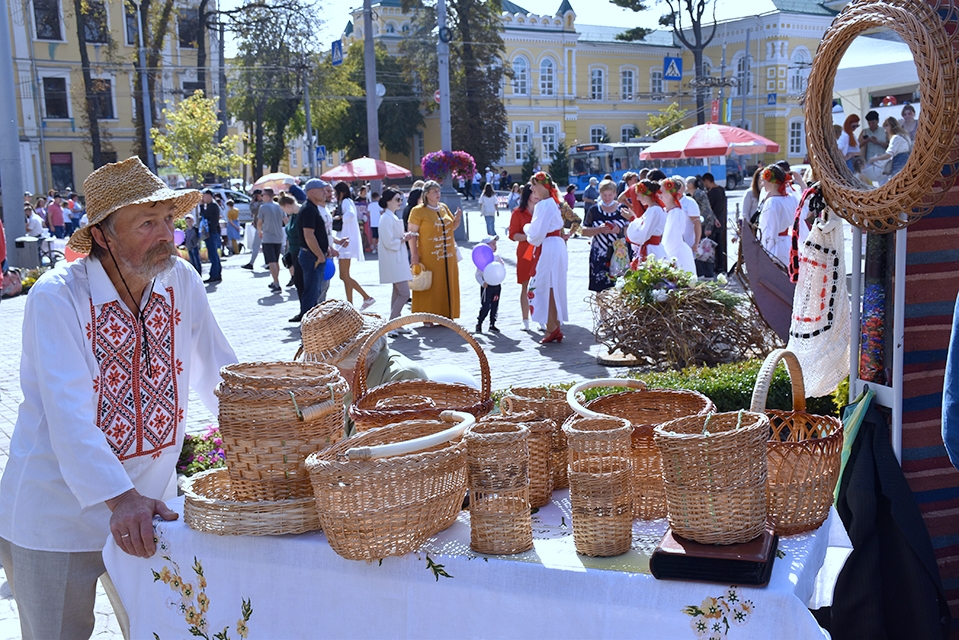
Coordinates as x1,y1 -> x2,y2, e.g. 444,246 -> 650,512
132,0 -> 156,173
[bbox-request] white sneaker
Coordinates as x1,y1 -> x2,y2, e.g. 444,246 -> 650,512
522,319 -> 530,331
360,297 -> 376,311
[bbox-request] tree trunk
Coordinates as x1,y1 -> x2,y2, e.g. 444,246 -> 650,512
254,100 -> 265,180
456,2 -> 484,168
693,48 -> 706,125
134,0 -> 176,161
73,0 -> 102,168
195,0 -> 210,91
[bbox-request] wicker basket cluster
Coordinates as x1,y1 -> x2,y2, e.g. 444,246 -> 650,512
465,422 -> 533,555
655,411 -> 769,545
750,349 -> 843,535
479,411 -> 554,508
501,386 -> 575,489
563,416 -> 633,557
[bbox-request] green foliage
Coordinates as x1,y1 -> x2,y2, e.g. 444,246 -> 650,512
549,140 -> 570,187
620,255 -> 696,305
647,102 -> 690,138
615,27 -> 653,42
521,146 -> 539,183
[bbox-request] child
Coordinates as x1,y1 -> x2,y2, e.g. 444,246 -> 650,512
226,198 -> 242,255
475,235 -> 503,334
184,213 -> 202,275
368,191 -> 381,254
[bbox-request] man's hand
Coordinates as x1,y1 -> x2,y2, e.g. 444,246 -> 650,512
106,488 -> 178,558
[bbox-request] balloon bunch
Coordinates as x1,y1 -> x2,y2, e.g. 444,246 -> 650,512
471,244 -> 506,286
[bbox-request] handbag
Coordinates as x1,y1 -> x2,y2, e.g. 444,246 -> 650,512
331,201 -> 343,232
410,263 -> 432,291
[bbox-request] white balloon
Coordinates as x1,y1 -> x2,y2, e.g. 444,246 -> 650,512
483,261 -> 506,286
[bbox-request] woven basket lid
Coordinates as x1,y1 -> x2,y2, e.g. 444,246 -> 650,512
300,299 -> 384,365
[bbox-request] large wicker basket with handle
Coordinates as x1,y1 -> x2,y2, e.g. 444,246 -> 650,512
216,362 -> 350,501
655,411 -> 769,545
566,379 -> 711,520
750,349 -> 843,535
501,386 -> 579,490
349,313 -> 493,430
306,411 -> 473,561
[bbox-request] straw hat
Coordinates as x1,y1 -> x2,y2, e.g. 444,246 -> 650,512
300,299 -> 384,365
67,156 -> 202,253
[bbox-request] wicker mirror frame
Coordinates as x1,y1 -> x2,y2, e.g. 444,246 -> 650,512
804,0 -> 959,233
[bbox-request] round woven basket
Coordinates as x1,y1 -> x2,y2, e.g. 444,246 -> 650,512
216,361 -> 349,501
566,379 -> 712,520
183,468 -> 321,536
564,417 -> 633,557
804,0 -> 959,232
465,422 -> 533,555
655,412 -> 769,545
349,313 -> 493,430
501,386 -> 581,490
750,349 -> 843,535
305,419 -> 467,561
479,411 -> 553,508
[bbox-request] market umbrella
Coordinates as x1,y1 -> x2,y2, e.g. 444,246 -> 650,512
252,172 -> 297,193
640,123 -> 781,159
321,157 -> 412,181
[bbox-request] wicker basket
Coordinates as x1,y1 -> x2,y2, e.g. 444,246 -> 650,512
655,412 -> 769,545
564,417 -> 633,557
216,362 -> 350,501
566,379 -> 710,520
479,411 -> 553,508
183,468 -> 321,536
306,417 -> 469,561
349,313 -> 493,430
501,386 -> 580,490
750,349 -> 844,535
465,422 -> 533,555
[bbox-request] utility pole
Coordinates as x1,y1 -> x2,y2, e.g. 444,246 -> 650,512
218,20 -> 227,144
0,0 -> 27,258
133,0 -> 156,172
718,42 -> 727,124
304,68 -> 316,177
363,0 -> 381,192
436,0 -> 463,239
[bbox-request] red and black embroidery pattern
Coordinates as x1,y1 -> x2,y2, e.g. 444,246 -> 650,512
89,288 -> 182,461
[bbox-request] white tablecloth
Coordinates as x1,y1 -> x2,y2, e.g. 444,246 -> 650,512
103,491 -> 849,639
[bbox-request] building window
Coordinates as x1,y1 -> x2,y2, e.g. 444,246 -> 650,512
541,124 -> 557,159
512,57 -> 528,95
650,69 -> 664,102
326,150 -> 334,166
789,48 -> 811,95
50,152 -> 73,192
590,68 -> 604,101
621,69 -> 634,101
590,126 -> 606,144
621,125 -> 637,143
290,146 -> 298,168
736,56 -> 752,96
183,81 -> 204,97
34,0 -> 62,40
702,61 -> 711,77
513,123 -> 531,162
42,77 -> 69,119
540,59 -> 554,96
178,8 -> 200,49
83,0 -> 109,44
101,151 -> 118,164
125,3 -> 138,45
788,119 -> 805,156
386,22 -> 396,34
89,78 -> 114,119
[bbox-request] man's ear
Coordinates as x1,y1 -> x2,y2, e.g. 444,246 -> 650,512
89,224 -> 109,251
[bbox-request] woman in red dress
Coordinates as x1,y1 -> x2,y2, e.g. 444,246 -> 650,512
508,184 -> 541,331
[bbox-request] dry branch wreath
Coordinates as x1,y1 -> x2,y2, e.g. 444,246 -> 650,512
804,0 -> 959,233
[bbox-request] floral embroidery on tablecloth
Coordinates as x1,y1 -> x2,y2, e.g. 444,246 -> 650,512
683,586 -> 753,639
151,525 -> 253,639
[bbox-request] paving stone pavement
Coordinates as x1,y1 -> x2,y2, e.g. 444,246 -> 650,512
0,199 -> 630,637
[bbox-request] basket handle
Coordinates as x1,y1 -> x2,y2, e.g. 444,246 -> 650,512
343,410 -> 474,460
290,385 -> 340,422
566,378 -> 648,419
749,348 -> 806,413
351,312 -> 492,403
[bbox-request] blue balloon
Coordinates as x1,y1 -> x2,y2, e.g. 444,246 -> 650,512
323,259 -> 336,280
472,244 -> 494,270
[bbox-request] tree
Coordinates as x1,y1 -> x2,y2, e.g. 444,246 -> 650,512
549,141 -> 570,187
612,0 -> 717,124
400,0 -> 511,171
647,102 -> 689,138
130,0 -> 178,164
312,43 -> 424,161
151,90 -> 250,183
521,146 -> 539,183
72,0 -> 113,168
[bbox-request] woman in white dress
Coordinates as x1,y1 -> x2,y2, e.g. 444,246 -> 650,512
376,188 -> 415,323
333,181 -> 375,310
861,117 -> 912,185
757,165 -> 794,265
625,180 -> 668,262
660,177 -> 697,275
525,172 -> 569,344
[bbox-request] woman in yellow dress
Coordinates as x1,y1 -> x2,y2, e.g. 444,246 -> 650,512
407,180 -> 463,319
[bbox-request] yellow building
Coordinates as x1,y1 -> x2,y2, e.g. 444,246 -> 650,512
6,0 -> 220,195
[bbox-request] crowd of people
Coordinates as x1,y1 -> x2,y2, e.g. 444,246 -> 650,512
836,104 -> 916,186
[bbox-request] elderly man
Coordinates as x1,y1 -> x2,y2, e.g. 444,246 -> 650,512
296,178 -> 337,321
0,157 -> 237,638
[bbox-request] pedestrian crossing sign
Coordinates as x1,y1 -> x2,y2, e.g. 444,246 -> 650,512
663,57 -> 683,81
331,41 -> 343,66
